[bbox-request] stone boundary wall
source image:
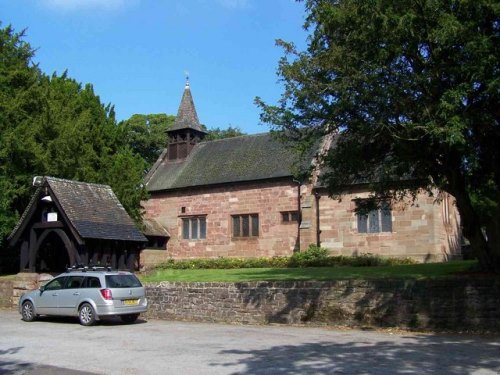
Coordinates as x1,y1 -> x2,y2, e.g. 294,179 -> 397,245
2,275 -> 498,332
0,280 -> 13,308
1,273 -> 54,308
145,278 -> 500,332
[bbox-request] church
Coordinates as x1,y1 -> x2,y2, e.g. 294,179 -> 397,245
141,81 -> 462,267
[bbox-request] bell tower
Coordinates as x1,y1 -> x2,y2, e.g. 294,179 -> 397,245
167,79 -> 207,160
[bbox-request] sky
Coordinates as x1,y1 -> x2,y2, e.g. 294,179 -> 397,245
1,0 -> 309,134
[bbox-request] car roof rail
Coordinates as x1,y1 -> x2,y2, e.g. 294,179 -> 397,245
66,264 -> 114,272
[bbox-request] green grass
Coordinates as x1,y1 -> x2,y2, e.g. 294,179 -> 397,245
140,260 -> 480,283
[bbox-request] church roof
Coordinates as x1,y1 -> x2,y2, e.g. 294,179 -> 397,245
145,133 -> 301,192
169,81 -> 206,134
9,177 -> 147,244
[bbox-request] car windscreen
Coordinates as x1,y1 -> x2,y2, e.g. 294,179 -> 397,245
105,274 -> 142,288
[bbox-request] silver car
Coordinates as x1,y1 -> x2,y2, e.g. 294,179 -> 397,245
19,267 -> 148,326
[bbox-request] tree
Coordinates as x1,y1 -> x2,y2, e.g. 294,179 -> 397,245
101,147 -> 148,224
257,0 -> 499,271
0,24 -> 45,248
119,114 -> 246,169
0,24 -> 149,263
204,126 -> 245,141
118,113 -> 175,168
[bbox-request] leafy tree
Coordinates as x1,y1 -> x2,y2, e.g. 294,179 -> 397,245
38,73 -> 118,182
204,126 -> 245,141
257,0 -> 499,271
101,147 -> 148,224
0,24 -> 45,247
119,114 -> 246,169
118,113 -> 175,168
0,24 -> 149,262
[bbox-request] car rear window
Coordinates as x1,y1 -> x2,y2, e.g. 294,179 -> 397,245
83,277 -> 102,288
105,274 -> 142,288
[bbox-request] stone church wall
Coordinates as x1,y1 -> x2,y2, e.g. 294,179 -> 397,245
142,179 -> 301,264
316,189 -> 462,262
142,180 -> 461,266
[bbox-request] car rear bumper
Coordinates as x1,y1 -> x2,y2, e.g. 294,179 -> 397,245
94,300 -> 148,317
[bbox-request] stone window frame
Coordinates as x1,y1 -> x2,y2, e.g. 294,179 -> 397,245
281,211 -> 299,224
181,215 -> 207,240
231,213 -> 259,238
355,199 -> 392,234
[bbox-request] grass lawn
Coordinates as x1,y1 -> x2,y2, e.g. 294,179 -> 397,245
140,260 -> 480,283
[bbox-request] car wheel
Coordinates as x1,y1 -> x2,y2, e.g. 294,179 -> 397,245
120,314 -> 139,324
21,301 -> 37,322
79,303 -> 96,326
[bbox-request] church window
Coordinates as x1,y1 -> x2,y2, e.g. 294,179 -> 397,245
182,216 -> 206,240
281,211 -> 299,223
356,200 -> 392,233
232,214 -> 259,238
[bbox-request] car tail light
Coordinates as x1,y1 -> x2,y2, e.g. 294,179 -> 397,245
100,289 -> 113,300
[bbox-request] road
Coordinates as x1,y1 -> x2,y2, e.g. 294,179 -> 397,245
0,309 -> 499,375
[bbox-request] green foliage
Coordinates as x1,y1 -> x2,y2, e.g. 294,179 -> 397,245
257,0 -> 500,271
157,256 -> 290,270
0,24 -> 44,247
118,113 -> 175,168
0,23 -> 150,262
100,147 -> 148,224
155,250 -> 415,271
288,244 -> 329,267
118,116 -> 245,170
204,126 -> 245,141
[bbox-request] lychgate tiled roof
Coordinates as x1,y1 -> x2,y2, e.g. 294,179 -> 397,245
170,82 -> 206,133
45,177 -> 147,242
145,133 -> 300,192
143,218 -> 170,237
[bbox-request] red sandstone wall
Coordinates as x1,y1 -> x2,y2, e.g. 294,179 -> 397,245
142,180 -> 300,262
315,189 -> 461,262
142,180 -> 461,266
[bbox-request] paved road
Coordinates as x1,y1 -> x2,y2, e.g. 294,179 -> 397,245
0,309 -> 499,375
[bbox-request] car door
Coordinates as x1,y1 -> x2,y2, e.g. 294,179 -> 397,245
57,276 -> 85,315
36,276 -> 68,315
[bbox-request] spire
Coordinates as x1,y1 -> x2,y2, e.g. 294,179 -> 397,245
170,78 -> 206,133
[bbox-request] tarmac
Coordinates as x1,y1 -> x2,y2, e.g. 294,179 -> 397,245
0,309 -> 499,374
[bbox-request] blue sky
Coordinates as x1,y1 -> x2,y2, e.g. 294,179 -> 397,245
1,0 -> 309,134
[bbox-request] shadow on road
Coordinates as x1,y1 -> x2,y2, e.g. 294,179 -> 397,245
0,346 -> 99,375
212,333 -> 500,374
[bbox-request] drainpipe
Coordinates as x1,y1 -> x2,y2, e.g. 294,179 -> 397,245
293,180 -> 301,253
315,191 -> 321,247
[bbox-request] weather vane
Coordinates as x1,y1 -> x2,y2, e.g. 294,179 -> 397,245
184,70 -> 190,86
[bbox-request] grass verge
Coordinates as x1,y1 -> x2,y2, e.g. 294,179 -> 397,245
140,260 -> 479,283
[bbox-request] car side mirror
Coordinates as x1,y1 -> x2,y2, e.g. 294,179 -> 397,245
39,286 -> 45,293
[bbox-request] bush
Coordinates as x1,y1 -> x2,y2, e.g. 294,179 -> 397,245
289,245 -> 329,267
154,246 -> 415,271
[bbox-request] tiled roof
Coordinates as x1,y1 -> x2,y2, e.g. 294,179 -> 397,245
170,82 -> 206,133
145,133 -> 301,192
143,218 -> 170,237
45,177 -> 147,242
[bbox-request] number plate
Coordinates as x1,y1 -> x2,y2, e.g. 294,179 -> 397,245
123,299 -> 139,305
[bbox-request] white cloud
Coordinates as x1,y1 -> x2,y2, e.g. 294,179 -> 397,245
40,0 -> 137,12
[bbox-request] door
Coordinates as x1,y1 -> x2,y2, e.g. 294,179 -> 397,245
35,276 -> 67,315
57,276 -> 85,315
